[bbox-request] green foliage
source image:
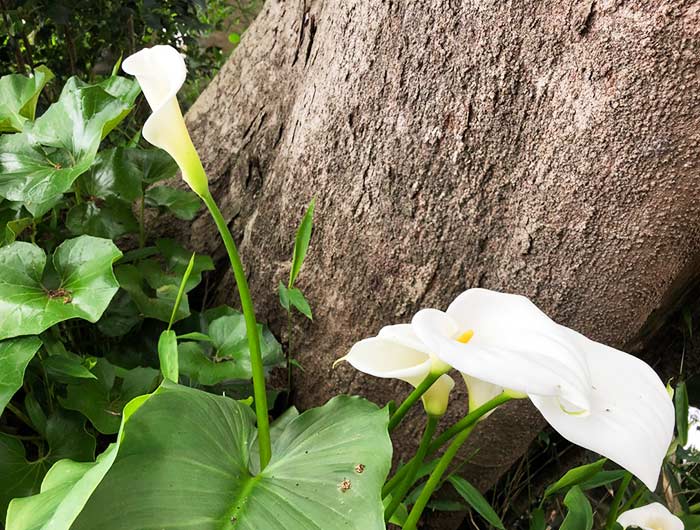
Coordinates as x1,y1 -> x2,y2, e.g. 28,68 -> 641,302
0,337 -> 42,415
289,198 -> 315,288
448,475 -> 505,529
543,458 -> 607,500
560,486 -> 593,530
66,383 -> 391,530
676,380 -> 689,446
0,66 -> 54,132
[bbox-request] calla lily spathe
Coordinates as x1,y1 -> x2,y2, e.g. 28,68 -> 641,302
122,45 -> 209,197
411,288 -> 674,491
337,324 -> 455,416
617,503 -> 684,530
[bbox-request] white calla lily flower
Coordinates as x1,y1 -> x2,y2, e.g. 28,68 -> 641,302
617,503 -> 684,530
122,45 -> 209,197
413,288 -> 674,491
337,324 -> 455,416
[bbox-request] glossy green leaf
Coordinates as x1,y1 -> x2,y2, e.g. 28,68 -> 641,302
145,185 -> 201,220
0,236 -> 122,340
0,66 -> 54,132
289,198 -> 315,287
209,313 -> 284,368
560,486 -> 593,530
178,342 -> 251,385
96,290 -> 141,337
66,198 -> 138,239
543,458 -> 607,499
43,355 -> 97,383
676,381 -> 689,446
70,383 -> 391,530
60,359 -> 159,434
158,330 -> 179,382
448,475 -> 505,529
0,336 -> 42,415
24,393 -> 47,437
6,393 -> 152,530
168,252 -> 196,329
0,77 -> 138,216
578,470 -> 627,491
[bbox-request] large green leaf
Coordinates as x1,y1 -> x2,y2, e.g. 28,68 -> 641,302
0,236 -> 122,340
5,394 -> 151,530
70,383 -> 391,530
60,359 -> 159,434
65,198 -> 138,239
0,67 -> 54,132
0,336 -> 42,415
0,76 -> 138,216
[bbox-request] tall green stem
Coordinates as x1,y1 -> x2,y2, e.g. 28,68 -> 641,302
384,415 -> 439,521
202,191 -> 271,470
605,471 -> 632,529
382,393 -> 512,498
403,420 -> 475,530
388,372 -> 441,432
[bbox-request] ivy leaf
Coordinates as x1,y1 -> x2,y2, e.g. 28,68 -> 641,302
208,312 -> 284,368
43,354 -> 98,383
96,290 -> 142,337
69,383 -> 391,530
0,236 -> 122,340
0,336 -> 42,415
145,185 -> 201,220
60,359 -> 159,434
66,197 -> 139,239
0,66 -> 54,132
0,77 -> 138,216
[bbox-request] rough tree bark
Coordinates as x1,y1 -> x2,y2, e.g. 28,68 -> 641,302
176,1 -> 699,527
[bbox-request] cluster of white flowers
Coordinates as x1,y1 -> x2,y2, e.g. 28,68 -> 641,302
339,288 -> 674,492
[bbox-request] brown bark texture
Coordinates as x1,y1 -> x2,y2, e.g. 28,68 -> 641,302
178,0 -> 699,527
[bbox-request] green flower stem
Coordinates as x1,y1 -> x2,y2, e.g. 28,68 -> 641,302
388,372 -> 441,432
384,415 -> 439,521
605,471 -> 632,530
201,191 -> 271,470
402,419 -> 476,530
619,485 -> 645,514
6,402 -> 34,430
382,393 -> 512,498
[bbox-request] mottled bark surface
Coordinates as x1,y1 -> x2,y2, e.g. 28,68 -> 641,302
179,0 -> 699,527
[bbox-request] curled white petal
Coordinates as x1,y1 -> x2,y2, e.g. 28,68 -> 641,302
462,374 -> 503,416
617,503 -> 683,530
530,329 -> 674,491
418,289 -> 592,409
341,336 -> 431,383
122,45 -> 208,196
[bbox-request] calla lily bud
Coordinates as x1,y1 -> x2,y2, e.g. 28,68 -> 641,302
617,503 -> 684,530
336,324 -> 455,417
122,45 -> 209,197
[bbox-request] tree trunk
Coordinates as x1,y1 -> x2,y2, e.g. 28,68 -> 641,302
179,0 -> 699,527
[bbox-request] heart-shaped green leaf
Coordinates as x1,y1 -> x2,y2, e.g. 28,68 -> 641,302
69,382 -> 391,530
0,76 -> 138,216
0,66 -> 54,132
145,185 -> 201,220
0,236 -> 122,340
0,336 -> 42,415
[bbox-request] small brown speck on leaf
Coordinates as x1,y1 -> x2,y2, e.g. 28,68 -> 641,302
339,479 -> 351,492
48,288 -> 72,304
354,464 -> 365,474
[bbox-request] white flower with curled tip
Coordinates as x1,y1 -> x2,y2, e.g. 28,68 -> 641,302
617,503 -> 684,530
411,288 -> 674,492
122,45 -> 208,197
336,324 -> 455,416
